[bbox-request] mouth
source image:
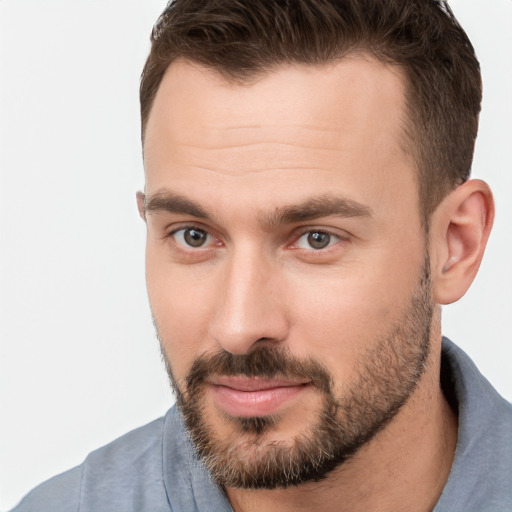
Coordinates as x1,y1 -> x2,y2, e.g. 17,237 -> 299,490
207,376 -> 311,418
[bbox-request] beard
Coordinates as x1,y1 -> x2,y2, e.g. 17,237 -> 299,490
158,257 -> 433,489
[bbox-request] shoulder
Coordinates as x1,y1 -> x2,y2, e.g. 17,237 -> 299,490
436,339 -> 512,511
9,466 -> 82,512
10,415 -> 168,512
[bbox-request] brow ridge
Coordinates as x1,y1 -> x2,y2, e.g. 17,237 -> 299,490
263,194 -> 373,228
143,190 -> 373,227
144,190 -> 210,219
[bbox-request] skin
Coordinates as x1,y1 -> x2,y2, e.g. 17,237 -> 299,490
139,56 -> 494,512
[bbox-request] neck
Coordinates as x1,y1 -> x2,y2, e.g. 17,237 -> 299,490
226,336 -> 458,512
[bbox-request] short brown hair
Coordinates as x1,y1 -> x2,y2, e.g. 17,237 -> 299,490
140,0 -> 481,219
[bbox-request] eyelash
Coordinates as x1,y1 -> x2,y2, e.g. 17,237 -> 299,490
165,224 -> 347,254
291,229 -> 344,251
166,225 -> 220,249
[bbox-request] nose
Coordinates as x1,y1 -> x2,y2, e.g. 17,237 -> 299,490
208,248 -> 289,355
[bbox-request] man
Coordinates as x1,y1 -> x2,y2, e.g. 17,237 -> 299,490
11,0 -> 511,511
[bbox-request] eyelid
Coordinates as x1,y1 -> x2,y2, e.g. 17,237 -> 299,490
288,226 -> 350,251
161,221 -> 349,253
166,223 -> 221,250
167,224 -> 205,237
164,220 -> 213,239
292,225 -> 349,240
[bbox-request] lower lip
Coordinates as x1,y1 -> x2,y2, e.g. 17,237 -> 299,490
209,383 -> 309,417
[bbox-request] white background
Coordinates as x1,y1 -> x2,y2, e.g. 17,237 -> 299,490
0,1 -> 511,510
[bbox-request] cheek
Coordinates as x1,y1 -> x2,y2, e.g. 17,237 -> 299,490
287,249 -> 423,368
146,250 -> 215,382
288,281 -> 389,367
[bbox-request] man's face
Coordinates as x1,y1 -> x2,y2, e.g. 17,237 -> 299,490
142,57 -> 433,488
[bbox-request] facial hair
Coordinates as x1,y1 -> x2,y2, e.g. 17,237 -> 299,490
158,257 -> 433,489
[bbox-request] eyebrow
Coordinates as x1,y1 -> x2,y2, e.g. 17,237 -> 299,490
263,194 -> 373,228
144,191 -> 210,219
142,190 -> 373,226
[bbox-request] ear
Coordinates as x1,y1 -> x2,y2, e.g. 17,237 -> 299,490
430,179 -> 494,305
136,191 -> 146,221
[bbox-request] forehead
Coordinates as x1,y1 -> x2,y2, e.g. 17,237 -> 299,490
144,56 -> 408,155
143,56 -> 418,221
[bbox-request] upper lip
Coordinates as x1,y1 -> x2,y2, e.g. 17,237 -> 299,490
208,376 -> 310,392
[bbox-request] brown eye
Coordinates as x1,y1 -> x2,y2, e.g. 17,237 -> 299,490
171,227 -> 212,248
183,228 -> 208,247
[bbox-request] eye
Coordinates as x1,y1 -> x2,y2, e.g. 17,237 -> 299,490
171,227 -> 213,248
295,230 -> 340,250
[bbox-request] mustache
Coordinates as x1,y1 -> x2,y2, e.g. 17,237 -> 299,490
185,346 -> 333,395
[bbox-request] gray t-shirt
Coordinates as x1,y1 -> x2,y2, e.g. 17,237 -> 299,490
10,338 -> 512,512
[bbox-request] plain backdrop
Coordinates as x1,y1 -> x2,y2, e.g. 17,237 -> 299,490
0,1 -> 511,509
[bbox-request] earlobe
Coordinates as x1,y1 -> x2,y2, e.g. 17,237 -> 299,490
136,191 -> 147,221
432,179 -> 494,305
